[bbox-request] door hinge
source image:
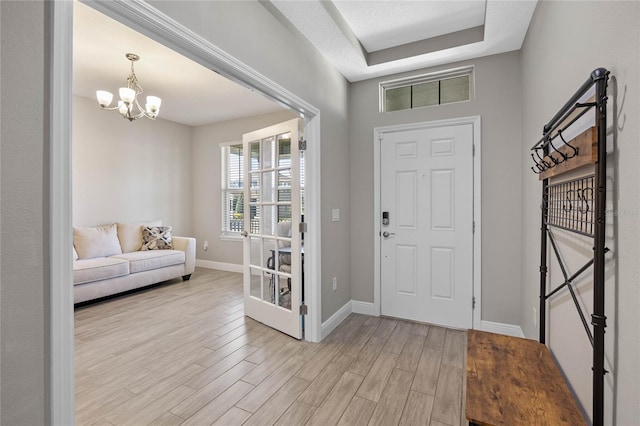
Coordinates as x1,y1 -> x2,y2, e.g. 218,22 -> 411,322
473,144 -> 476,157
300,304 -> 308,315
299,138 -> 307,151
473,297 -> 476,309
299,222 -> 307,233
473,221 -> 475,233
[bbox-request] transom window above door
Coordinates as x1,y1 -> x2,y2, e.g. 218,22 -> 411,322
380,66 -> 474,113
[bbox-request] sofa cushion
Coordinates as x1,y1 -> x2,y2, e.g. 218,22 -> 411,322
141,226 -> 173,250
73,257 -> 130,285
74,224 -> 122,259
73,246 -> 78,261
117,220 -> 162,253
111,250 -> 185,274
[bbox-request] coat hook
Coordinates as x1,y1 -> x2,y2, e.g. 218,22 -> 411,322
547,138 -> 568,164
535,148 -> 555,169
531,153 -> 547,172
558,130 -> 579,159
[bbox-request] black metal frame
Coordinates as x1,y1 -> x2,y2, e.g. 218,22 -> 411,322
531,68 -> 610,426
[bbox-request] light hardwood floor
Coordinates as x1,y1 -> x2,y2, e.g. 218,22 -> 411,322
75,268 -> 467,426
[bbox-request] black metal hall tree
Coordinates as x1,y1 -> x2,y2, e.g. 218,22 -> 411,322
530,68 -> 610,426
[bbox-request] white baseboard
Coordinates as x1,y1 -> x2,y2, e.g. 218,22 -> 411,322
195,259 -> 243,273
351,300 -> 379,316
479,320 -> 525,337
320,300 -> 353,340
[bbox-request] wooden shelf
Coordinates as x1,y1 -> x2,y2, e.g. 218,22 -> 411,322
538,127 -> 597,180
466,330 -> 585,426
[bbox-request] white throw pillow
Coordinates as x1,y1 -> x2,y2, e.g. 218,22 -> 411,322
73,224 -> 122,259
117,220 -> 162,253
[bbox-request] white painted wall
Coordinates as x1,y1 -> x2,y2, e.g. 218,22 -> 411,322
520,1 -> 639,423
191,110 -> 297,265
73,95 -> 194,236
349,52 -> 523,325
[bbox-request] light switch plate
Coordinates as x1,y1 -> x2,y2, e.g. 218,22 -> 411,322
332,208 -> 340,222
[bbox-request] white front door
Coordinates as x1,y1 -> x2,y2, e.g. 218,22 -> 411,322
243,118 -> 303,339
380,124 -> 474,329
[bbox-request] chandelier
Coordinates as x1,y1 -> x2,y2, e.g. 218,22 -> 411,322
96,53 -> 162,122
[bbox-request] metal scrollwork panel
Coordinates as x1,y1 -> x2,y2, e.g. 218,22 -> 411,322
545,175 -> 595,237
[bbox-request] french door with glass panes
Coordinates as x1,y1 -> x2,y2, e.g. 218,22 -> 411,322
242,118 -> 303,339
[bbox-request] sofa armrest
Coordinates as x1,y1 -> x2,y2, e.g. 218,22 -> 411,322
173,236 -> 196,275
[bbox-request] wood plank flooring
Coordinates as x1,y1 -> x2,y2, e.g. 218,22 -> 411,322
76,268 -> 467,426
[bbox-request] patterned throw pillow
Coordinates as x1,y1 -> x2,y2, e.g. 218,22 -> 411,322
141,226 -> 173,250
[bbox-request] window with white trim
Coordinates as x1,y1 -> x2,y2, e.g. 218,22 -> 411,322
221,141 -> 305,236
380,66 -> 473,113
221,143 -> 245,236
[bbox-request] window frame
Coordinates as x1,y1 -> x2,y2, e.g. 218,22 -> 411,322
379,65 -> 475,113
220,141 -> 245,240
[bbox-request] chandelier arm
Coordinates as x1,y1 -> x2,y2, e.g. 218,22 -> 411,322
133,97 -> 145,115
99,105 -> 122,112
133,99 -> 153,120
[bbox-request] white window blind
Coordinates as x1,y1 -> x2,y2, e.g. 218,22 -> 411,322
220,141 -> 305,236
221,143 -> 244,235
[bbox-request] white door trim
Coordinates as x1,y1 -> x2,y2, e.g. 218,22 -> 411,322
50,1 -> 75,424
52,1 -> 323,422
373,116 -> 482,328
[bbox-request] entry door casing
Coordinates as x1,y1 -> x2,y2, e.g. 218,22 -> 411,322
243,118 -> 302,339
380,124 -> 474,329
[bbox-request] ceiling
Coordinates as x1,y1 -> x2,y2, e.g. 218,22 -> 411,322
270,0 -> 538,82
73,2 -> 284,127
73,1 -> 538,126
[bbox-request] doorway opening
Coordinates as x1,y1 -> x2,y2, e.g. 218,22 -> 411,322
51,1 -> 322,423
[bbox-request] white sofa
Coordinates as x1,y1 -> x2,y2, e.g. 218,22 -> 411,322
73,222 -> 195,304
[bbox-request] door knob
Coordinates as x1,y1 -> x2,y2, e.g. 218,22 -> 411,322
382,231 -> 395,238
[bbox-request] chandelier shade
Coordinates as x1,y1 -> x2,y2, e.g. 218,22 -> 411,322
96,53 -> 161,122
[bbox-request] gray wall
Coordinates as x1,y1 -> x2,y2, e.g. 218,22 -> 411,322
519,1 -> 639,423
73,95 -> 194,235
5,0 -> 638,423
147,1 -> 352,322
349,51 -> 524,325
0,1 -> 48,424
0,1 -> 351,421
191,110 -> 297,265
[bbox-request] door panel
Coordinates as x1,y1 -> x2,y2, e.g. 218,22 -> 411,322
381,124 -> 473,329
243,118 -> 302,339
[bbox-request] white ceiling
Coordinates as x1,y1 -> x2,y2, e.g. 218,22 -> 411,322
332,1 -> 486,52
271,0 -> 538,82
73,1 -> 538,126
72,2 -> 284,127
